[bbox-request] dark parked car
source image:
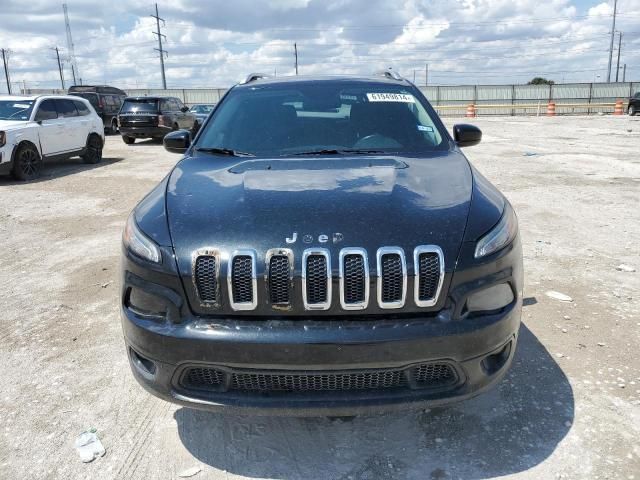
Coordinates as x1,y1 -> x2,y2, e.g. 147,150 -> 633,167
118,96 -> 197,144
68,85 -> 126,134
629,92 -> 639,116
121,72 -> 523,416
189,103 -> 216,125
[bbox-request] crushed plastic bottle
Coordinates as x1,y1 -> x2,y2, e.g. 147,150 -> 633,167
74,429 -> 106,463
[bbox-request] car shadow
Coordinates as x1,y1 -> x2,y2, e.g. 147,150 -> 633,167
0,156 -> 124,184
174,323 -> 574,479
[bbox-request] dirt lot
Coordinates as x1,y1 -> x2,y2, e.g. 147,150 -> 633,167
0,116 -> 638,480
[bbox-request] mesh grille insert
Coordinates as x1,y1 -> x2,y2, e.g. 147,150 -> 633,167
194,255 -> 218,303
343,254 -> 366,304
418,252 -> 441,301
180,363 -> 457,394
381,253 -> 403,303
269,255 -> 290,304
306,255 -> 328,304
231,255 -> 253,303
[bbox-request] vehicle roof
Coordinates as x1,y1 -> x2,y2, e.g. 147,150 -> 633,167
123,96 -> 171,101
234,74 -> 413,88
0,94 -> 92,101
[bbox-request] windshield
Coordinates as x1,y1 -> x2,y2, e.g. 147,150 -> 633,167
121,98 -> 159,113
190,104 -> 214,114
0,100 -> 35,121
196,81 -> 445,156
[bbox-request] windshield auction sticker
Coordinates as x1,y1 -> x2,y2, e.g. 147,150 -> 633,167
366,93 -> 415,103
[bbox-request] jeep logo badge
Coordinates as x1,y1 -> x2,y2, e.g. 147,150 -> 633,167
285,232 -> 343,245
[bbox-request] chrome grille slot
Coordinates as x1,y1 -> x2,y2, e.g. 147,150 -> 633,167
339,248 -> 369,310
267,250 -> 293,306
413,246 -> 444,307
302,249 -> 331,310
376,247 -> 406,309
227,250 -> 257,310
193,251 -> 220,306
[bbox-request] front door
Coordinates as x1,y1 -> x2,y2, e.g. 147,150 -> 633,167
33,99 -> 66,155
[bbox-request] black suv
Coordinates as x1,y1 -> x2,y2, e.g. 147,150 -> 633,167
68,85 -> 126,134
120,73 -> 523,416
629,92 -> 639,116
118,96 -> 197,144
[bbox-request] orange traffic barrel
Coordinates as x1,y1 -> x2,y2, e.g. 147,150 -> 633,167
614,99 -> 624,115
465,104 -> 476,118
546,102 -> 556,116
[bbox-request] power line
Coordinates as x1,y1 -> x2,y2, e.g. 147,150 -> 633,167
151,3 -> 167,89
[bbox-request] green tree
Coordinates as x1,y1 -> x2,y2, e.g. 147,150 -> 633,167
528,77 -> 555,85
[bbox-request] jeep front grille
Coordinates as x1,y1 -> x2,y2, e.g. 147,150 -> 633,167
193,253 -> 219,305
377,247 -> 407,308
191,246 -> 444,310
267,251 -> 292,305
414,246 -> 444,307
302,249 -> 331,310
339,248 -> 369,309
228,250 -> 257,310
180,362 -> 458,393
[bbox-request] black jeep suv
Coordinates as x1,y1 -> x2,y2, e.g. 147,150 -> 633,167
118,96 -> 197,144
120,73 -> 523,416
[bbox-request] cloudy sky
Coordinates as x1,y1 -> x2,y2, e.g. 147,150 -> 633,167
0,0 -> 639,92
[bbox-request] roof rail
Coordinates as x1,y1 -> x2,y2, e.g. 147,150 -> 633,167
374,69 -> 404,81
240,73 -> 271,85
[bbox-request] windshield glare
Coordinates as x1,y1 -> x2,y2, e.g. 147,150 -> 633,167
121,99 -> 158,113
196,82 -> 445,156
0,100 -> 35,121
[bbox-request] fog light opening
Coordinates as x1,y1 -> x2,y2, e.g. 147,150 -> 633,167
130,348 -> 157,377
481,342 -> 511,375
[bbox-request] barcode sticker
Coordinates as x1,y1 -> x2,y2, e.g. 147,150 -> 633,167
366,93 -> 415,103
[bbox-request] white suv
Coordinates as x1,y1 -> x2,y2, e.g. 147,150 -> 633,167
0,95 -> 105,181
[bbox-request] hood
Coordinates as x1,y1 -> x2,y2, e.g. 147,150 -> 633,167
0,120 -> 29,130
167,151 -> 473,315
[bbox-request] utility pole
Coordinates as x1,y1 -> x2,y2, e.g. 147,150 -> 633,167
63,4 -> 79,85
52,47 -> 65,89
622,64 -> 626,82
151,3 -> 167,89
606,0 -> 618,82
1,49 -> 10,94
425,63 -> 429,86
615,31 -> 622,82
294,43 -> 298,75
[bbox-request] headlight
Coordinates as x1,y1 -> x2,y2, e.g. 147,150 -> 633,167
474,203 -> 518,258
0,131 -> 6,147
123,213 -> 162,263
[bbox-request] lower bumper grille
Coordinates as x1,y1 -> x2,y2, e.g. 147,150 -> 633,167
180,362 -> 458,394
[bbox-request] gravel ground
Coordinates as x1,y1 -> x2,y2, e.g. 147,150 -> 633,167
0,116 -> 638,480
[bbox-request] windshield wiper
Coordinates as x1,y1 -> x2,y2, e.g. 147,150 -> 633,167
195,147 -> 255,157
291,149 -> 385,156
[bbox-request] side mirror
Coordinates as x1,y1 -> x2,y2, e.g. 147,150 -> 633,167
180,106 -> 189,113
163,130 -> 191,154
453,124 -> 482,148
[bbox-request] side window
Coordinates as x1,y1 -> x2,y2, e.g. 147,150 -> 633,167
34,99 -> 58,121
175,98 -> 185,110
170,99 -> 180,111
160,99 -> 171,112
55,99 -> 79,118
73,100 -> 91,116
105,95 -> 116,106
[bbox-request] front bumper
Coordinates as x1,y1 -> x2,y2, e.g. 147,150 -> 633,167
119,126 -> 171,139
122,301 -> 520,416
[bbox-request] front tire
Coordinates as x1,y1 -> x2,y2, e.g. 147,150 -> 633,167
629,105 -> 637,116
81,134 -> 103,164
122,135 -> 135,145
11,143 -> 43,181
